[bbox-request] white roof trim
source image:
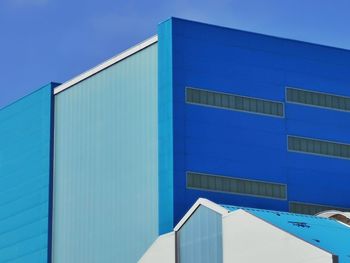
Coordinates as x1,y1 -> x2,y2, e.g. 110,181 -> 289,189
174,198 -> 229,232
54,35 -> 158,95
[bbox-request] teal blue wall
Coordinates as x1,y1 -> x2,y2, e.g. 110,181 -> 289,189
158,19 -> 174,234
0,84 -> 54,263
53,43 -> 158,263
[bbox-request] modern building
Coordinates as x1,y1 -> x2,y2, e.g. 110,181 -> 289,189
140,198 -> 350,263
1,17 -> 350,262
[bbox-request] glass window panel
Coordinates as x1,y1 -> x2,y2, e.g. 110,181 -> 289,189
319,93 -> 326,106
325,95 -> 332,107
235,96 -> 243,110
263,101 -> 271,114
272,184 -> 280,198
332,144 -> 340,156
187,173 -> 195,187
298,90 -> 306,103
312,93 -> 319,105
286,87 -> 350,112
199,90 -> 207,104
288,136 -> 350,160
306,92 -> 313,104
186,87 -> 283,117
192,89 -> 200,103
187,172 -> 286,199
277,104 -> 283,116
200,174 -> 208,189
307,140 -> 314,153
187,88 -> 194,102
221,177 -> 230,192
290,202 -> 350,215
250,99 -> 257,112
314,141 -> 321,153
339,97 -> 346,110
237,180 -> 244,193
340,145 -> 348,158
345,99 -> 350,110
207,92 -> 214,105
300,138 -> 307,152
244,180 -> 252,194
221,94 -> 229,107
243,97 -> 250,111
228,96 -> 235,108
214,93 -> 221,107
332,96 -> 340,108
257,100 -> 264,112
270,104 -> 278,115
215,176 -> 222,190
251,182 -> 259,195
259,183 -> 266,196
319,141 -> 327,155
230,180 -> 238,193
208,176 -> 216,190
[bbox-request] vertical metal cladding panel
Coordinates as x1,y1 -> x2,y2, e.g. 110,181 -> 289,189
177,205 -> 223,263
53,44 -> 158,263
0,84 -> 53,262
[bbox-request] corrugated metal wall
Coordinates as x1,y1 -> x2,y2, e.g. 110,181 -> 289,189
0,84 -> 53,262
53,43 -> 158,263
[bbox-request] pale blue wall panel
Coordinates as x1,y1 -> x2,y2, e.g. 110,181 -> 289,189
176,205 -> 223,263
0,84 -> 53,263
53,44 -> 158,263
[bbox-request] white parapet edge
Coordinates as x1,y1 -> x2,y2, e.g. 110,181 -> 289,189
54,35 -> 158,95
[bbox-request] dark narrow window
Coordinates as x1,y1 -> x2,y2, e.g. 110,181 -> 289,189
288,135 -> 350,160
187,172 -> 286,200
186,87 -> 284,117
286,87 -> 350,112
289,202 -> 350,215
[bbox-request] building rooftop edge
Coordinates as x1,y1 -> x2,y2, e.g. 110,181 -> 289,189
169,17 -> 350,53
53,35 -> 158,95
0,82 -> 59,111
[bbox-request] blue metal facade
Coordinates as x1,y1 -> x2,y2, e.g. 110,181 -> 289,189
0,83 -> 55,263
158,18 -> 350,232
2,17 -> 350,262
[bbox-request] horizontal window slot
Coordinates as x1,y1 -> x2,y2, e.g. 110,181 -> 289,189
289,201 -> 350,215
288,135 -> 350,160
187,171 -> 286,200
286,87 -> 350,112
186,87 -> 284,117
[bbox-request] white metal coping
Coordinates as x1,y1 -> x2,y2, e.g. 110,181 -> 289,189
173,198 -> 229,232
54,35 -> 158,95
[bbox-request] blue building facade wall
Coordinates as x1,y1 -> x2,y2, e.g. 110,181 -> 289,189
53,43 -> 158,263
0,83 -> 55,263
158,18 -> 350,229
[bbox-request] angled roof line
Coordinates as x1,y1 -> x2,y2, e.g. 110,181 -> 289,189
173,198 -> 229,231
53,35 -> 158,95
170,17 -> 350,53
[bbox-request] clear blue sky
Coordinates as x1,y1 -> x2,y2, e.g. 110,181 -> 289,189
1,0 -> 350,108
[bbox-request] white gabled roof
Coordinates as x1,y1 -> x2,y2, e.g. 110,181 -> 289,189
173,198 -> 229,231
54,35 -> 158,95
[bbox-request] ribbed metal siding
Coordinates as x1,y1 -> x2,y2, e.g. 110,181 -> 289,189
53,44 -> 158,263
0,85 -> 53,262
